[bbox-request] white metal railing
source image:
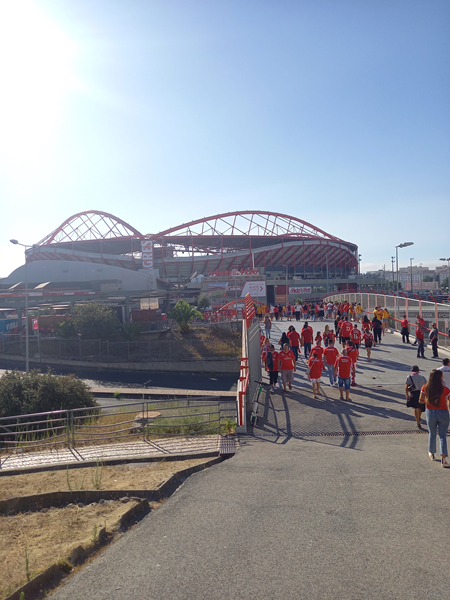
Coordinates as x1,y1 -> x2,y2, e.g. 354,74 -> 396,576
324,292 -> 450,348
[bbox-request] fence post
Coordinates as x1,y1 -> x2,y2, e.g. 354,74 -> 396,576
169,339 -> 172,361
107,340 -> 109,362
148,340 -> 151,361
143,401 -> 146,441
67,412 -> 71,448
99,339 -> 102,361
78,335 -> 82,360
59,338 -> 62,359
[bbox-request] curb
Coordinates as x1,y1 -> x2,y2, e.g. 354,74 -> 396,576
0,456 -> 224,515
3,455 -> 230,600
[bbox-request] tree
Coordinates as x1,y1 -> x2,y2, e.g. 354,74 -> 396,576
53,320 -> 77,338
196,293 -> 210,313
120,322 -> 142,341
441,277 -> 449,291
169,300 -> 202,333
73,303 -> 119,339
0,369 -> 96,418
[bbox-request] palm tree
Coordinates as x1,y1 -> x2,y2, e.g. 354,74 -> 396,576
170,300 -> 202,333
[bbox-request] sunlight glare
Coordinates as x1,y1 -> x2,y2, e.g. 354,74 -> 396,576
0,0 -> 79,182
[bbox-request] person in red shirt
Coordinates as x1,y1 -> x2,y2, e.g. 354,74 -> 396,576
315,331 -> 322,344
416,327 -> 425,358
419,369 -> 450,466
266,344 -> 279,393
273,305 -> 279,321
400,315 -> 410,344
346,341 -> 358,386
340,318 -> 353,345
308,349 -> 323,398
334,349 -> 353,401
349,324 -> 361,349
362,328 -> 373,361
287,326 -> 301,362
312,340 -> 324,362
323,340 -> 339,385
301,322 -> 314,359
279,343 -> 296,392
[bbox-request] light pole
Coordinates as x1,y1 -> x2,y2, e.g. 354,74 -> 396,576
395,242 -> 414,293
410,258 -> 414,295
391,256 -> 395,290
357,254 -> 361,291
420,263 -> 422,292
440,258 -> 450,293
10,240 -> 37,372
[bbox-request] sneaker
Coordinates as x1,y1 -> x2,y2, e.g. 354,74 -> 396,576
442,457 -> 450,468
429,452 -> 435,460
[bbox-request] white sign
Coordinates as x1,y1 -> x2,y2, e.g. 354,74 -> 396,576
289,286 -> 312,294
241,281 -> 266,297
141,240 -> 154,268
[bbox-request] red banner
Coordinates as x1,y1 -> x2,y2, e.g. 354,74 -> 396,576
244,293 -> 255,327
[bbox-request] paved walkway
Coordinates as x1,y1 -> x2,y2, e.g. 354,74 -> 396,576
17,320 -> 450,598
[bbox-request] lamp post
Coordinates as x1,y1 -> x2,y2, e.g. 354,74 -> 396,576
391,256 -> 395,290
410,258 -> 414,295
440,258 -> 450,293
395,242 -> 414,293
357,254 -> 361,291
10,240 -> 37,372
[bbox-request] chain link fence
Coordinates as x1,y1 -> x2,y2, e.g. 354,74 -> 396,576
0,333 -> 241,363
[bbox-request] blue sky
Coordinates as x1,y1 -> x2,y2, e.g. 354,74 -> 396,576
1,0 -> 448,277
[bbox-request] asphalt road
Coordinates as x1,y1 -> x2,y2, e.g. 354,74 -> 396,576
47,321 -> 450,599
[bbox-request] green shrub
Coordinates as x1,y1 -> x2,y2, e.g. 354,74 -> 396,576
0,369 -> 96,418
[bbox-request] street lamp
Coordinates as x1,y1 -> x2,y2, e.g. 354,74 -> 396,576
391,256 -> 395,290
395,242 -> 414,293
440,258 -> 450,293
10,239 -> 38,372
358,254 -> 362,291
410,258 -> 414,295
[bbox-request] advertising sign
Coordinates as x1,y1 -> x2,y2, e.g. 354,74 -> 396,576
32,318 -> 39,331
289,286 -> 312,295
241,281 -> 266,297
276,295 -> 287,304
141,240 -> 154,268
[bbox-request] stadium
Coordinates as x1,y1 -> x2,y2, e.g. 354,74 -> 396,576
3,210 -> 360,307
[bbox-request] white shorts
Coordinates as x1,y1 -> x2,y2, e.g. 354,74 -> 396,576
310,378 -> 321,383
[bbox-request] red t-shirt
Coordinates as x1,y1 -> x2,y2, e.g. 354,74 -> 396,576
308,356 -> 323,379
421,385 -> 450,410
350,329 -> 361,343
273,306 -> 278,313
362,321 -> 372,331
341,322 -> 353,337
301,326 -> 313,344
326,330 -> 336,343
416,328 -> 424,341
312,345 -> 324,360
401,319 -> 409,328
346,347 -> 358,365
315,332 -> 322,342
279,349 -> 295,370
335,355 -> 352,378
272,351 -> 279,371
363,332 -> 373,346
323,346 -> 339,366
287,331 -> 300,347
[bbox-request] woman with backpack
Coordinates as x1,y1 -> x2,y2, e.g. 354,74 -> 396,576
419,370 -> 450,466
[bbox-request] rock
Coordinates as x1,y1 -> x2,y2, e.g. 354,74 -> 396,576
99,499 -> 106,504
77,503 -> 84,508
40,508 -> 49,513
120,497 -> 129,503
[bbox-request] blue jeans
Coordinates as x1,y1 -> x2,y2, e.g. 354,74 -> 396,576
291,346 -> 299,361
326,364 -> 336,385
426,408 -> 449,456
265,327 -> 271,339
303,342 -> 311,358
338,377 -> 351,391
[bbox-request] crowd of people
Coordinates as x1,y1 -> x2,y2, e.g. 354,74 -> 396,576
260,300 -> 450,463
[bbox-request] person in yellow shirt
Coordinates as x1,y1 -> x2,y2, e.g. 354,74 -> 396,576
355,303 -> 362,323
382,308 -> 390,334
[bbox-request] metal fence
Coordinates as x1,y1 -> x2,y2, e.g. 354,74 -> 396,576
0,397 -> 237,463
324,292 -> 450,348
0,333 -> 241,363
